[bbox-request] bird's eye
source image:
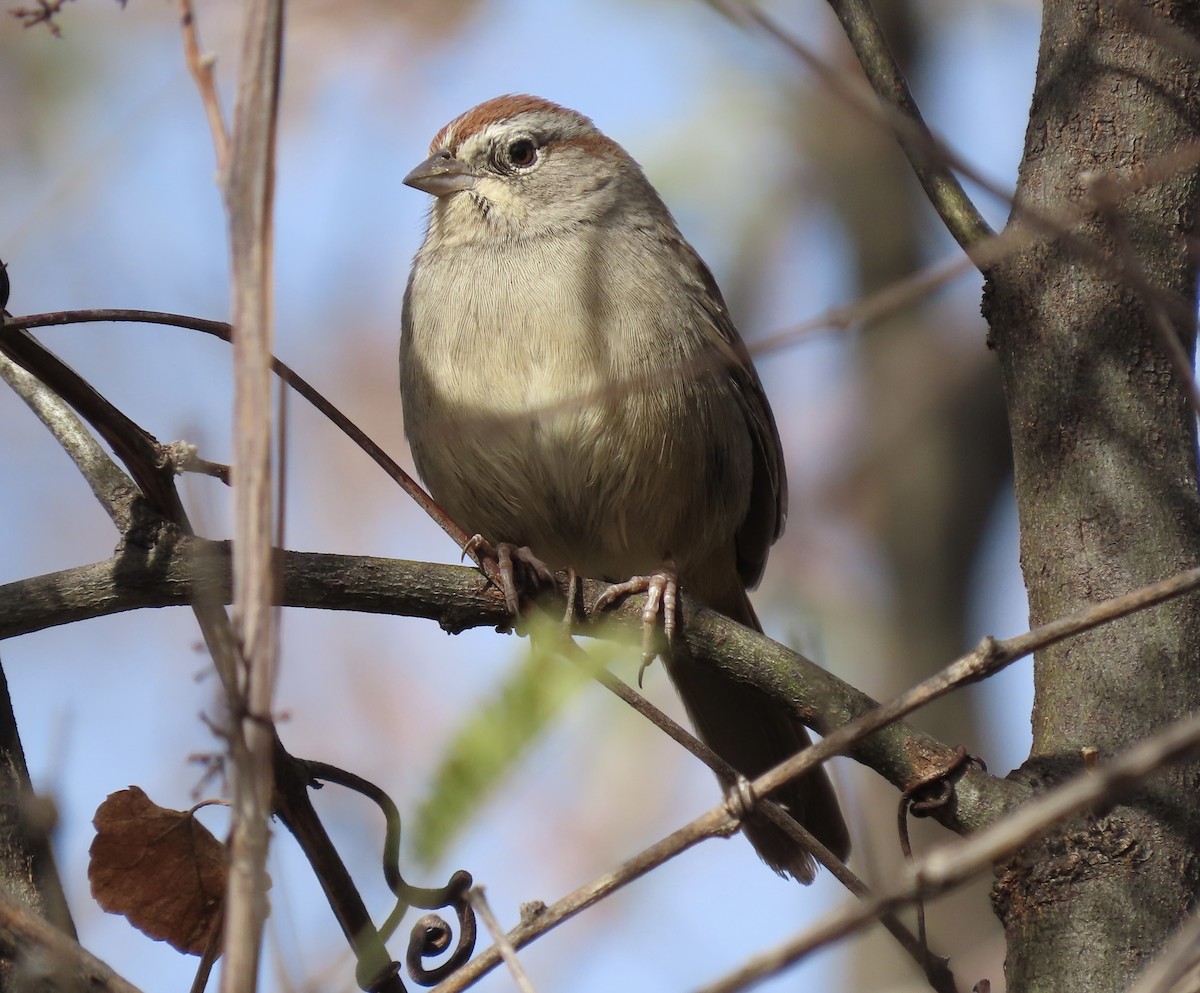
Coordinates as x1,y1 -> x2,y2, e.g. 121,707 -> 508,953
506,138 -> 537,168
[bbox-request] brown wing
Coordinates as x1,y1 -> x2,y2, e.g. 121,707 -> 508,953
687,247 -> 787,590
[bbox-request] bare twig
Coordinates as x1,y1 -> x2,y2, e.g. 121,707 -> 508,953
3,308 -> 474,554
218,0 -> 285,988
178,0 -> 230,174
707,0 -> 993,253
753,139 -> 1200,362
428,561 -> 1200,993
8,0 -> 77,36
697,708 -> 1200,993
0,326 -> 192,525
468,889 -> 537,993
822,0 -> 994,250
554,635 -> 958,993
713,0 -> 1200,391
736,560 -> 1200,809
431,806 -> 721,993
0,350 -> 137,533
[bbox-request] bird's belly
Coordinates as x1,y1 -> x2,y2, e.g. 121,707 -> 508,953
426,404 -> 660,571
401,258 -> 751,583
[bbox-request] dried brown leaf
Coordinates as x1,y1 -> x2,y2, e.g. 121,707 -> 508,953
88,786 -> 227,955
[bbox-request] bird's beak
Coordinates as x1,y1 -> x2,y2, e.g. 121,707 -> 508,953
403,151 -> 478,198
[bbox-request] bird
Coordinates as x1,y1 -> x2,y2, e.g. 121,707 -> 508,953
399,94 -> 849,881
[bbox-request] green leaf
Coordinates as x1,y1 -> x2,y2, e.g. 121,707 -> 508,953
411,625 -> 607,866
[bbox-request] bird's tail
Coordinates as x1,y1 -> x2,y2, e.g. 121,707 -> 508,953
664,588 -> 849,882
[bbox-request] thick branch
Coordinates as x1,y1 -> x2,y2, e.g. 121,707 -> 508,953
0,537 -> 1105,836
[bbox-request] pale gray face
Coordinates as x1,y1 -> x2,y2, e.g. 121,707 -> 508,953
405,94 -> 658,241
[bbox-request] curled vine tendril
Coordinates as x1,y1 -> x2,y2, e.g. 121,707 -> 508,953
306,760 -> 477,986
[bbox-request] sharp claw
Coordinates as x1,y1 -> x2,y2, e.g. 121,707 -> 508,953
463,533 -> 487,564
595,564 -> 678,684
592,584 -> 620,613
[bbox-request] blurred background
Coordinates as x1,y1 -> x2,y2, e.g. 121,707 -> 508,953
0,0 -> 1038,989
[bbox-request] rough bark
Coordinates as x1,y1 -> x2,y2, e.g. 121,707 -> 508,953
983,2 -> 1200,989
0,662 -> 76,991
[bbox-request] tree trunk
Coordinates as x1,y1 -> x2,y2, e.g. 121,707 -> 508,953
984,1 -> 1200,989
0,661 -> 76,990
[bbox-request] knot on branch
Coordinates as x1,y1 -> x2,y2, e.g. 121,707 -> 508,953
723,774 -> 760,823
903,746 -> 987,820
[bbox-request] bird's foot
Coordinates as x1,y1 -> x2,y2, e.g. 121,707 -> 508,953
463,535 -> 554,616
594,563 -> 678,686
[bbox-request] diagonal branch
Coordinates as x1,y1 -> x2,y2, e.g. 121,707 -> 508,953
0,349 -> 138,533
822,0 -> 994,250
0,883 -> 144,993
698,706 -> 1200,993
0,539 -> 1001,818
709,0 -> 994,253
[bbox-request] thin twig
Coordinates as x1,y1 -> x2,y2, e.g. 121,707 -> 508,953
0,350 -> 138,533
553,635 -> 957,992
823,0 -> 994,251
430,563 -> 1200,993
468,889 -> 537,993
740,561 -> 1200,807
218,0 -> 285,988
696,707 -> 1200,993
714,0 -> 1200,384
431,808 -> 723,993
707,0 -> 993,253
752,139 -> 1200,362
178,0 -> 230,174
3,308 -> 473,554
0,326 -> 191,525
8,0 -> 76,35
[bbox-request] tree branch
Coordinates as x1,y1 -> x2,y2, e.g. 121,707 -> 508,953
0,883 -> 144,993
708,0 -> 993,253
9,537 -> 1199,829
697,706 -> 1200,993
0,351 -> 138,533
0,538 -> 995,810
